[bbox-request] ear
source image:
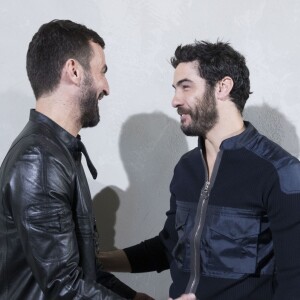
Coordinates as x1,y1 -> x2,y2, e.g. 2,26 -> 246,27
215,76 -> 234,100
63,58 -> 83,86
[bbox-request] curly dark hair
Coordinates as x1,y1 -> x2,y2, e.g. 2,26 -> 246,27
170,40 -> 252,113
26,19 -> 105,99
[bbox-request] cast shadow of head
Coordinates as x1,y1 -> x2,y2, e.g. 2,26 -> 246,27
93,112 -> 189,250
244,103 -> 299,157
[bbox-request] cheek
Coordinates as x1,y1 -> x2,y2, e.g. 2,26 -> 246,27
186,97 -> 198,108
94,76 -> 103,88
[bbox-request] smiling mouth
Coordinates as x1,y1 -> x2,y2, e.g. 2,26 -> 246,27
177,108 -> 189,116
179,114 -> 189,123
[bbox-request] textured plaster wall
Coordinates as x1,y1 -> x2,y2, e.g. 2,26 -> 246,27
1,1 -> 300,299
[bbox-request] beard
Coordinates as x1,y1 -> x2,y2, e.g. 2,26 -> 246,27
79,71 -> 101,128
179,84 -> 218,137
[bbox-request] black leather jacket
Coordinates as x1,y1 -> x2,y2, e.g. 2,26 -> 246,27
0,110 -> 131,299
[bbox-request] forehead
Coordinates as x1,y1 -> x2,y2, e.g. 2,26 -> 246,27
173,61 -> 202,84
89,41 -> 106,66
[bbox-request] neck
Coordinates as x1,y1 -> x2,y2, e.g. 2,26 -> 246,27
203,118 -> 245,181
205,116 -> 245,155
36,93 -> 81,137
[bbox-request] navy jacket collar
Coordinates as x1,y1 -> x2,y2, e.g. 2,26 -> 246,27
198,121 -> 259,151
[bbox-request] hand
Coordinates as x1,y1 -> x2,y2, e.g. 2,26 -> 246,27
168,293 -> 196,300
134,292 -> 155,300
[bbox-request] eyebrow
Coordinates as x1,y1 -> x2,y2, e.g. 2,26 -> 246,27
172,78 -> 193,89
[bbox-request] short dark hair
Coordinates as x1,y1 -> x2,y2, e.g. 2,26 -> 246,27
26,19 -> 105,99
170,40 -> 251,113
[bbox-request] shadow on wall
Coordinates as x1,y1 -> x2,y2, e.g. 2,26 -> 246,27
244,103 -> 300,158
93,112 -> 189,251
93,187 -> 120,250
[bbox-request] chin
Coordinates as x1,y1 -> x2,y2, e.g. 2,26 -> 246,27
82,117 -> 100,128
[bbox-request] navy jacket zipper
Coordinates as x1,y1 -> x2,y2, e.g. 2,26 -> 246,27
185,148 -> 223,294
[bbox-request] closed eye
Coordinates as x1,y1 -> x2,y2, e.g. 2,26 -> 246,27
101,65 -> 108,74
173,78 -> 193,91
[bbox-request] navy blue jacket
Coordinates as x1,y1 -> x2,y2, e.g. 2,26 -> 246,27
124,122 -> 300,300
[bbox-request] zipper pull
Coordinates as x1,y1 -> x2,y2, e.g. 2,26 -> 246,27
202,181 -> 210,194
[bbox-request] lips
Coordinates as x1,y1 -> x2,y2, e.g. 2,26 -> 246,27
177,107 -> 190,115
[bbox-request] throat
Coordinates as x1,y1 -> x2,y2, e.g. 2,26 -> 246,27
202,141 -> 218,181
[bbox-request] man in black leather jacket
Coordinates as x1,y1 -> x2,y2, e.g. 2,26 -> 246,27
0,19 -> 152,300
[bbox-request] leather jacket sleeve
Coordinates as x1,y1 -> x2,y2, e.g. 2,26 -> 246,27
7,140 -> 125,299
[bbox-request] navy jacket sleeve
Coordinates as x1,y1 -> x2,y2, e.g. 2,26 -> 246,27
96,267 -> 136,299
124,236 -> 169,273
266,161 -> 300,299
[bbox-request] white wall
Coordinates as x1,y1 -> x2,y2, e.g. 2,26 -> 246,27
1,1 -> 300,299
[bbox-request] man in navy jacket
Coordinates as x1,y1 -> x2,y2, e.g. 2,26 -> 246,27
100,41 -> 300,300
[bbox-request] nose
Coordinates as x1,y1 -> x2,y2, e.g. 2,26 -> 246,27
103,77 -> 110,96
172,92 -> 182,108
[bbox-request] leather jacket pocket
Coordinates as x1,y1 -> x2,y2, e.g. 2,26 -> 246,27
26,205 -> 74,262
202,206 -> 261,278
